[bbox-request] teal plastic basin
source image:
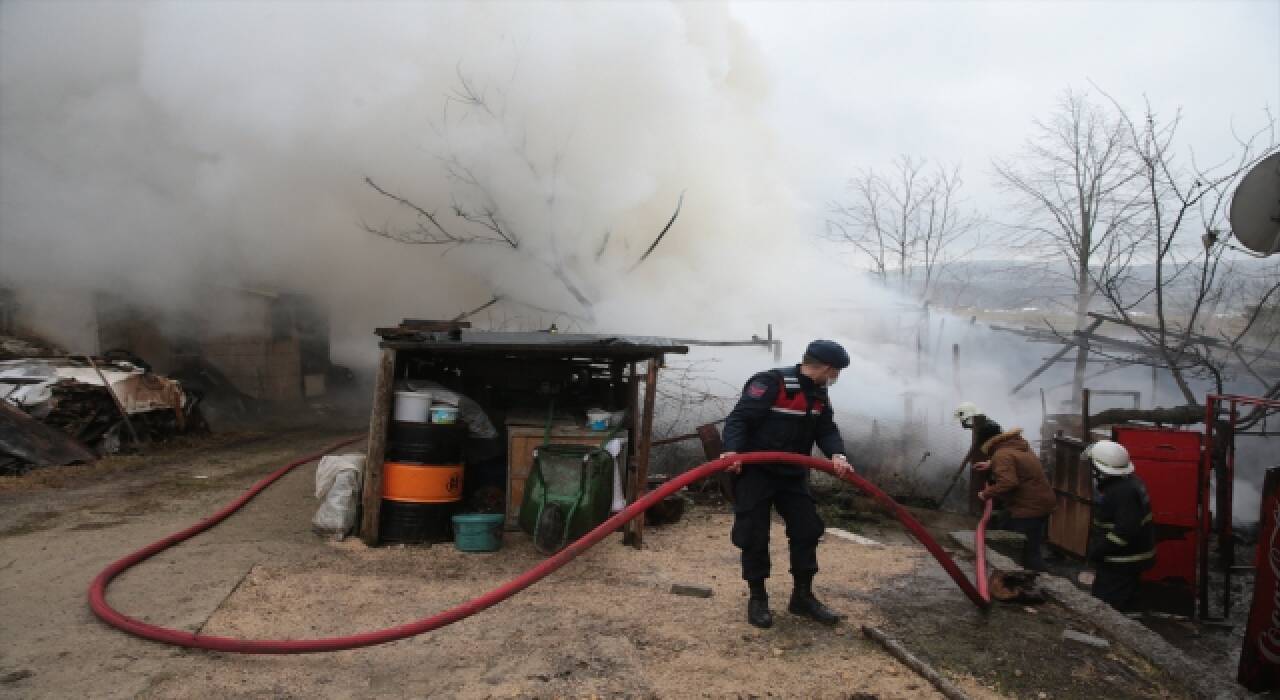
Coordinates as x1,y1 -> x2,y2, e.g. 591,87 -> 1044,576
451,513 -> 505,552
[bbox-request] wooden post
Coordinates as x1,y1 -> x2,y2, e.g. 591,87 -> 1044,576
1081,388 -> 1091,442
623,362 -> 641,545
627,356 -> 660,548
360,347 -> 396,546
951,343 -> 960,393
84,355 -> 142,448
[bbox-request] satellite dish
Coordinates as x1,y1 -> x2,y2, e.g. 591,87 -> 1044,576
1229,152 -> 1280,256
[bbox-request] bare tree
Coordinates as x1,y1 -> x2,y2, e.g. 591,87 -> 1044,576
993,89 -> 1145,408
361,67 -> 683,324
1088,92 -> 1279,407
825,155 -> 982,303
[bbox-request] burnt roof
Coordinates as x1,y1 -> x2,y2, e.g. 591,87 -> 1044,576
376,330 -> 689,359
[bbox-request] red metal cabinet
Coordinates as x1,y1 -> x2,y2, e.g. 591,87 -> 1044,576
1113,426 -> 1203,614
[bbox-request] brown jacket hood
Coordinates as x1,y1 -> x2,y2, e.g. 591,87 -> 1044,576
982,428 -> 1031,457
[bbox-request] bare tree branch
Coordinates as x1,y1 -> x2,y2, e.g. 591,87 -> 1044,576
825,156 -> 982,302
993,89 -> 1143,407
629,190 -> 686,272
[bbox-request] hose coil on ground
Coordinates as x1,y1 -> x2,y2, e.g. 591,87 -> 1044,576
88,443 -> 991,654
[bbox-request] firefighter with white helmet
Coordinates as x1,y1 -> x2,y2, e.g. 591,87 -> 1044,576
1086,439 -> 1156,611
952,401 -> 1004,515
953,401 -> 981,428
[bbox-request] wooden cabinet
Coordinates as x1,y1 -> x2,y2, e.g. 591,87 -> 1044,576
505,423 -> 627,530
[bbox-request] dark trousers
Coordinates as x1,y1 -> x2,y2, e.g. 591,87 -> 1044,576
998,515 -> 1048,571
1092,567 -> 1142,612
731,471 -> 825,582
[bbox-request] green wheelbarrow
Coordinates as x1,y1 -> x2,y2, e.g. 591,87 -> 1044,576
518,442 -> 616,555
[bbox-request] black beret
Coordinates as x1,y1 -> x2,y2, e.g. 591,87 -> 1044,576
805,339 -> 850,369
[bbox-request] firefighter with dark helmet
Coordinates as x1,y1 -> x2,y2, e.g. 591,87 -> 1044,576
1086,440 -> 1157,612
720,340 -> 855,629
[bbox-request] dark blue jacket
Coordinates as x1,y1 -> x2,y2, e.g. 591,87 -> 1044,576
722,366 -> 846,478
1089,474 -> 1157,571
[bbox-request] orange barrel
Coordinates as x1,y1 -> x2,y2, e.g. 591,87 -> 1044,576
382,462 -> 464,503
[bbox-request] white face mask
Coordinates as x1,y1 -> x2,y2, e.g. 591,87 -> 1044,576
825,373 -> 839,388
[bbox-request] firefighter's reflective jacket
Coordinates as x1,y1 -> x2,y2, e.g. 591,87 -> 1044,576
1088,474 -> 1157,571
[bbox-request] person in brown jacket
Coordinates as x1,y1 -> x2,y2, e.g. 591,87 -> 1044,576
977,428 -> 1057,571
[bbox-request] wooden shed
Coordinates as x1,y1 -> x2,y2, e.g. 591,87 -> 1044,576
359,320 -> 688,548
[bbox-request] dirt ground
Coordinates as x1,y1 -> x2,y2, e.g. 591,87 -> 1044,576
0,426 -> 1192,698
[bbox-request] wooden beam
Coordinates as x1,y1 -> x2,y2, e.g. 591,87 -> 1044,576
628,356 -> 660,548
1088,404 -> 1205,427
1009,318 -> 1104,394
1088,312 -> 1280,363
83,355 -> 142,447
359,347 -> 396,546
400,319 -> 472,330
861,626 -> 971,700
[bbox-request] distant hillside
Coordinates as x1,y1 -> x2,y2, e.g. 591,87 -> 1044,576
919,258 -> 1278,316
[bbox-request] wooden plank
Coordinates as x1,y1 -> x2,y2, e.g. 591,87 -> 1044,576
400,319 -> 472,330
1046,435 -> 1090,557
861,626 -> 972,700
698,423 -> 735,504
359,347 -> 396,546
629,357 -> 660,548
826,527 -> 883,547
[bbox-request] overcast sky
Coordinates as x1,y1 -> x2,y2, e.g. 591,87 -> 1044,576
1,0 -> 1276,337
729,0 -> 1280,241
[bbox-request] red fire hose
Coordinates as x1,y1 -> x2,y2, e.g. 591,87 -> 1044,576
975,497 -> 994,601
88,443 -> 992,654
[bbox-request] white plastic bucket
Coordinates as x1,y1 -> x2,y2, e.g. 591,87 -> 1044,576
393,391 -> 432,423
586,409 -> 610,431
429,404 -> 459,424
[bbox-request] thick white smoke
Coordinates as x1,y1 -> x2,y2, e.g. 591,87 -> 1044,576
1,2 -> 807,341
1,1 -> 1044,480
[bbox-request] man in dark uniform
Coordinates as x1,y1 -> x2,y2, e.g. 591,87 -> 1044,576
1086,439 -> 1156,612
721,340 -> 855,629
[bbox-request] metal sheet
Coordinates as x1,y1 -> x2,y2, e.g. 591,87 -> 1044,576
0,400 -> 96,473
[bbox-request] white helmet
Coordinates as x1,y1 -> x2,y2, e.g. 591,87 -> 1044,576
1087,440 -> 1133,477
954,402 -> 980,426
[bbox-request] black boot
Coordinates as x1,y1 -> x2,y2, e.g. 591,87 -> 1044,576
747,597 -> 774,629
788,572 -> 842,625
746,578 -> 773,629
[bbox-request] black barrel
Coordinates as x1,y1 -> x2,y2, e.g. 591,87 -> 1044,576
386,422 -> 464,463
379,499 -> 455,544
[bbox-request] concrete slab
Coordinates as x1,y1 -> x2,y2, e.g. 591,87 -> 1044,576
950,530 -> 1246,700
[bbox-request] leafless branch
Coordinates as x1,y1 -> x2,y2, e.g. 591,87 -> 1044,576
629,191 -> 686,272
826,156 -> 982,301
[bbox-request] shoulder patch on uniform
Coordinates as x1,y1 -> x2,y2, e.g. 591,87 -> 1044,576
746,380 -> 769,398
